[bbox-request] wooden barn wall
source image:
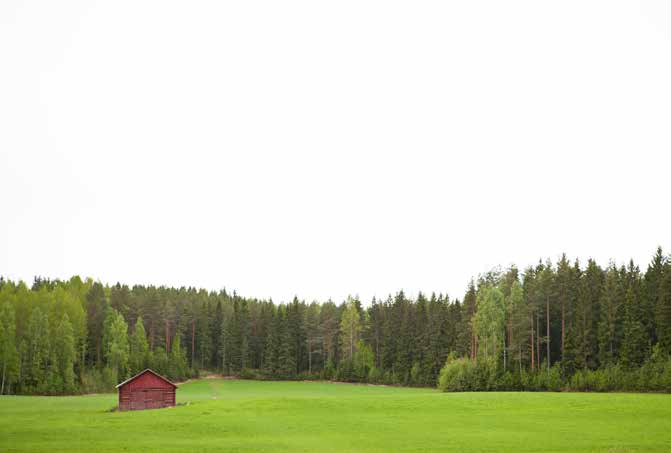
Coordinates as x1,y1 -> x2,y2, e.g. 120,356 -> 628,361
117,372 -> 176,411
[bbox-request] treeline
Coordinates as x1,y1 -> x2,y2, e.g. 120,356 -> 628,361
438,247 -> 671,392
0,247 -> 670,395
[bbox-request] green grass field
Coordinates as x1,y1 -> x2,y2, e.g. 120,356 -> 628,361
1,379 -> 670,452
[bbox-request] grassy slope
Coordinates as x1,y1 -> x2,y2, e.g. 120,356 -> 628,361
1,379 -> 670,452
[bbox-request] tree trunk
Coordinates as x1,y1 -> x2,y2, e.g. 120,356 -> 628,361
507,306 -> 513,371
472,332 -> 477,360
308,339 -> 312,374
191,320 -> 196,368
1,360 -> 6,395
503,343 -> 506,370
165,319 -> 170,353
222,339 -> 226,374
536,312 -> 541,369
349,315 -> 354,360
376,328 -> 380,368
561,299 -> 565,359
546,296 -> 550,371
530,312 -> 535,371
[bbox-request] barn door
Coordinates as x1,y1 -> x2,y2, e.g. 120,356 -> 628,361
131,390 -> 145,410
145,389 -> 162,409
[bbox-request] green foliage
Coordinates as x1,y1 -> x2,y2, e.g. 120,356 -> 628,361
24,307 -> 50,392
0,304 -> 18,394
472,286 -> 505,362
598,266 -> 623,365
353,340 -> 374,381
0,247 -> 670,395
656,261 -> 671,354
129,317 -> 149,374
102,308 -> 129,382
620,285 -> 648,369
339,296 -> 362,362
53,314 -> 76,393
169,333 -> 189,381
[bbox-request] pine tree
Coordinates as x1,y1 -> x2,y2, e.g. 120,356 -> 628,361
508,281 -> 529,373
556,254 -> 572,359
537,261 -> 555,371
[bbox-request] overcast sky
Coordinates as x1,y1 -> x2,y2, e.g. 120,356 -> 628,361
1,1 -> 670,304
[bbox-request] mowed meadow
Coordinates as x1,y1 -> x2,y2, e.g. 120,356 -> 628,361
1,379 -> 670,453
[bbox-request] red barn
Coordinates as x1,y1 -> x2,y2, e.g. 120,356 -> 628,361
116,369 -> 177,411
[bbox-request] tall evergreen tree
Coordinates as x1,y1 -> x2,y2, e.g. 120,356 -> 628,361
575,259 -> 603,369
644,247 -> 665,343
656,260 -> 671,354
85,282 -> 107,366
620,284 -> 647,369
598,265 -> 623,366
507,280 -> 529,372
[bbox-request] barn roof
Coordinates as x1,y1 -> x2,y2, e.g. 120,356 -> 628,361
115,368 -> 178,389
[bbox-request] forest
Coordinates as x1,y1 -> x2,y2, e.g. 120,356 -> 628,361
0,247 -> 670,395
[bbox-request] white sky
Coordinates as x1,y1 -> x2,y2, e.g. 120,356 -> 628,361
1,1 -> 670,304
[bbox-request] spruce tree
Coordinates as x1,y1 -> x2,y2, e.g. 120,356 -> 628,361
85,282 -> 107,367
562,325 -> 578,378
598,266 -> 623,366
575,259 -> 603,369
276,306 -> 295,376
263,307 -> 279,375
644,247 -> 665,343
656,261 -> 671,354
620,285 -> 647,369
